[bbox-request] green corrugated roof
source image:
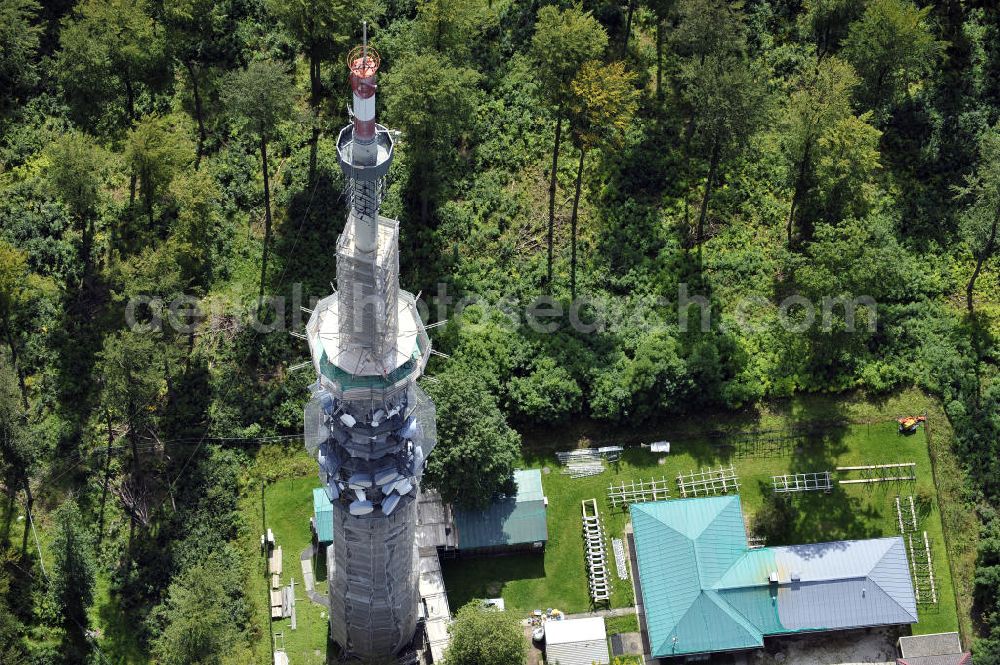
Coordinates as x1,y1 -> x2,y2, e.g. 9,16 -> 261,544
318,346 -> 420,390
631,497 -> 763,656
313,488 -> 334,543
454,470 -> 548,549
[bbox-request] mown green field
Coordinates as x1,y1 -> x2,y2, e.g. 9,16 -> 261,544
442,419 -> 960,636
244,474 -> 330,665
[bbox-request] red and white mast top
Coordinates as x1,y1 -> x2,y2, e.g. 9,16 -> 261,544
349,22 -> 379,145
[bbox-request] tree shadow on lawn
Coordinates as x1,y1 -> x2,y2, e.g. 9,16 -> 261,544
790,487 -> 885,545
441,553 -> 545,611
752,477 -> 886,549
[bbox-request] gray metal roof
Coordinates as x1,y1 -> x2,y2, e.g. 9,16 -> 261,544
712,536 -> 919,632
899,632 -> 965,658
544,618 -> 610,665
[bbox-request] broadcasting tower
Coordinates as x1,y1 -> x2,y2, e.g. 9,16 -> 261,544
303,25 -> 437,660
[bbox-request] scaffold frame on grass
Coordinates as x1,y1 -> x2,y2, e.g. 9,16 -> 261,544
676,465 -> 740,497
895,495 -> 919,533
582,498 -> 611,603
724,432 -> 804,459
771,471 -> 832,494
837,463 -> 916,485
607,477 -> 671,509
907,531 -> 937,606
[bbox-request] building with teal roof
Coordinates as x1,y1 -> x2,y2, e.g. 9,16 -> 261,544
630,496 -> 918,658
452,469 -> 548,554
312,487 -> 334,544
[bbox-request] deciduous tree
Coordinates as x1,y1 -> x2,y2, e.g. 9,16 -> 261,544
530,5 -> 607,289
0,0 -> 41,120
163,0 -> 244,168
956,125 -> 1000,315
221,60 -> 295,308
782,56 -> 858,244
798,0 -> 864,59
567,60 -> 638,297
841,0 -> 942,114
57,0 -> 165,130
124,114 -> 194,239
444,601 -> 526,665
423,369 -> 520,510
681,53 -> 769,249
44,130 -> 106,275
266,0 -> 353,185
415,0 -> 494,59
383,54 -> 480,227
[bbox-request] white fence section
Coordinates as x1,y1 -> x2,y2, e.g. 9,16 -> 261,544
607,477 -> 671,509
771,471 -> 832,494
677,465 -> 740,497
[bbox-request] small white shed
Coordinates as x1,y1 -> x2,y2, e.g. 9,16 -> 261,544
544,617 -> 610,665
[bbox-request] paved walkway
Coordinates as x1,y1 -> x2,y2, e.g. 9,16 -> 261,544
299,545 -> 328,608
519,605 -> 635,626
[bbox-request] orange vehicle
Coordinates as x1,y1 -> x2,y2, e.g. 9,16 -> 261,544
897,415 -> 927,434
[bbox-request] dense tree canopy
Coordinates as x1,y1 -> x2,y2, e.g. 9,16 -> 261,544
444,601 -> 527,665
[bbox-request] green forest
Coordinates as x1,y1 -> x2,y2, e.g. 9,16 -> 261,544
0,0 -> 999,662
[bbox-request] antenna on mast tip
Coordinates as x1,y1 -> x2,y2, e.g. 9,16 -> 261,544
362,20 -> 368,60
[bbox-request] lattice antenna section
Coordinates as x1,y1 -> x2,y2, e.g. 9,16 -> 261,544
607,477 -> 671,509
676,465 -> 740,498
582,499 -> 611,603
771,471 -> 832,494
345,175 -> 388,220
336,216 -> 400,370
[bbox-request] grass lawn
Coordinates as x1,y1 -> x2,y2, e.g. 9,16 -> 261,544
442,417 -> 960,636
244,474 -> 329,665
605,613 -> 639,635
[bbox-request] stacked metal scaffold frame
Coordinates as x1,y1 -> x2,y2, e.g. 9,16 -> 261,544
894,495 -> 919,534
611,538 -> 629,580
557,447 -> 622,479
837,463 -> 916,486
607,477 -> 671,509
301,31 -> 436,661
894,495 -> 937,606
582,499 -> 611,602
676,465 -> 740,497
908,531 -> 938,605
771,471 -> 832,494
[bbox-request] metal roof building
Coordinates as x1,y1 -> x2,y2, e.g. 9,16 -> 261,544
544,617 -> 610,665
631,496 -> 919,658
453,469 -> 547,552
897,632 -> 971,665
312,488 -> 334,544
